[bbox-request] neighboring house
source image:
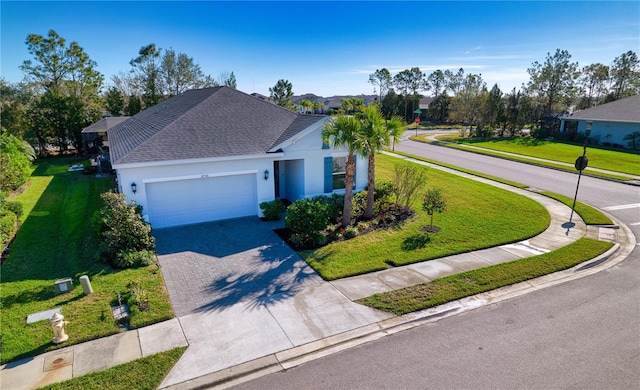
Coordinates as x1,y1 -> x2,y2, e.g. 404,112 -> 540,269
108,86 -> 368,228
419,96 -> 434,121
559,94 -> 640,148
81,116 -> 129,154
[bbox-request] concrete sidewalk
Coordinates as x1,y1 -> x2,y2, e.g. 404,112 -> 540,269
1,154 -> 634,390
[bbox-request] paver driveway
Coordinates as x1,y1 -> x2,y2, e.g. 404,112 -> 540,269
153,216 -> 394,387
154,217 -> 322,316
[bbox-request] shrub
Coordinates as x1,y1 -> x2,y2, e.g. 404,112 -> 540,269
285,197 -> 332,243
352,191 -> 368,219
393,162 -> 427,207
310,232 -> 328,247
4,201 -> 23,219
343,226 -> 358,239
259,200 -> 285,221
374,180 -> 395,203
0,211 -> 17,249
94,192 -> 155,265
114,250 -> 156,269
0,134 -> 33,192
127,279 -> 150,311
623,131 -> 640,150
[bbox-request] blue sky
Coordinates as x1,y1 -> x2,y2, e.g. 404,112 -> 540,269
2,1 -> 639,97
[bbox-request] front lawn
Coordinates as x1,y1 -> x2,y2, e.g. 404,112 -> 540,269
1,157 -> 174,364
302,154 -> 550,280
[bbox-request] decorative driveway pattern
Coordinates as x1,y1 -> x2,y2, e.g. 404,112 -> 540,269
153,217 -> 395,387
154,217 -> 323,317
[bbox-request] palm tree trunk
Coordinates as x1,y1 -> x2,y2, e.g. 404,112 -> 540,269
364,152 -> 376,220
341,154 -> 356,227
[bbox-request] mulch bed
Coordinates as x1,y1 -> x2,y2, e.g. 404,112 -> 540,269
275,204 -> 415,251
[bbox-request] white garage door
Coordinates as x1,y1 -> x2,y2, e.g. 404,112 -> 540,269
146,173 -> 257,228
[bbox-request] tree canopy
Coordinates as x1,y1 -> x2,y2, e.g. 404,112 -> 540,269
20,30 -> 104,154
269,79 -> 294,108
526,48 -> 579,115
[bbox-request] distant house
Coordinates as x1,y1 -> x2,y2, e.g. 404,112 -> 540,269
81,116 -> 129,154
559,94 -> 640,148
419,96 -> 434,121
108,87 -> 368,228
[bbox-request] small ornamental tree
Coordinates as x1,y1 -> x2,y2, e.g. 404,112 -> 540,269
422,188 -> 447,229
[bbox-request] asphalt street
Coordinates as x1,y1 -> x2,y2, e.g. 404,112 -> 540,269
231,133 -> 640,390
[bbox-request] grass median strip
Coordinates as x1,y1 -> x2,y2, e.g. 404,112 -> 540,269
389,150 -> 527,188
358,238 -> 613,316
37,347 -> 186,390
537,191 -> 613,225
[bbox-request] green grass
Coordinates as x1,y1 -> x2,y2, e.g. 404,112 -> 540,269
359,238 -> 613,315
302,154 -> 550,280
1,157 -> 174,364
456,137 -> 640,175
390,151 -> 612,226
415,135 -> 639,180
537,191 -> 613,225
37,347 -> 186,390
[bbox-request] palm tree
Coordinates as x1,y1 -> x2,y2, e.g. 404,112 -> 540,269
358,104 -> 405,219
313,100 -> 325,114
300,99 -> 314,114
322,115 -> 364,227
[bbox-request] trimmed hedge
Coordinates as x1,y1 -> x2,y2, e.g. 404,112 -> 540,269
0,211 -> 18,249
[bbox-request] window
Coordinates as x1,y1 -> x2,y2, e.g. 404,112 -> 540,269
324,156 -> 354,193
332,156 -> 346,190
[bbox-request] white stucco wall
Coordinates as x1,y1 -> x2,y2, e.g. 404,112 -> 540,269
112,121 -> 369,222
114,154 -> 278,220
282,120 -> 368,197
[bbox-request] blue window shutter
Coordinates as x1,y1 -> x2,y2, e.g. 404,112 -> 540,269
324,157 -> 333,193
322,141 -> 330,149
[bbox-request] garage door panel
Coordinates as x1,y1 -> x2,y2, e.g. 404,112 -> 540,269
146,174 -> 257,228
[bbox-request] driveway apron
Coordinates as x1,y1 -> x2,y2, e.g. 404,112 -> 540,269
153,217 -> 393,388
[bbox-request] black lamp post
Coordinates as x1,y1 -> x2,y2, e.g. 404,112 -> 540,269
569,121 -> 592,223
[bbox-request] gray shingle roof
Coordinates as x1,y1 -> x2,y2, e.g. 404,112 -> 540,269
82,116 -> 130,134
108,87 -> 327,165
565,94 -> 640,123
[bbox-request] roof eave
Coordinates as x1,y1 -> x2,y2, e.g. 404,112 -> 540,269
562,117 -> 640,124
268,116 -> 331,152
112,152 -> 285,170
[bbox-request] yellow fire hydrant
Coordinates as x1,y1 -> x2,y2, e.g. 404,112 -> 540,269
49,312 -> 69,343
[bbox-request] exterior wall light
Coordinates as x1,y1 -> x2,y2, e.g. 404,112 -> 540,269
131,182 -> 137,194
264,170 -> 269,180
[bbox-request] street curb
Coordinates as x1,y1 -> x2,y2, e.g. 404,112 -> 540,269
409,136 -> 640,187
163,215 -> 634,390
